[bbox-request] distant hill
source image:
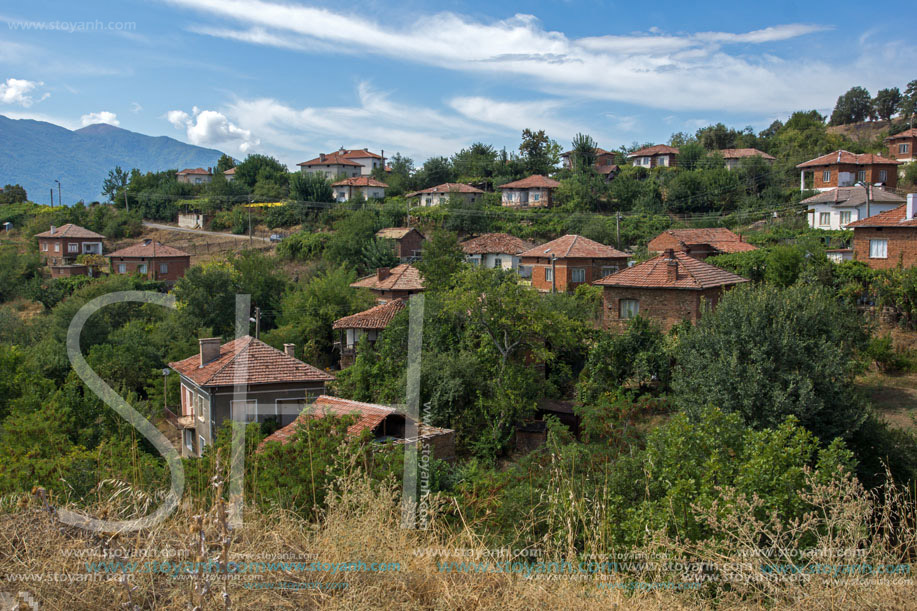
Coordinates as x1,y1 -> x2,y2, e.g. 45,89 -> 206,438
826,117 -> 907,144
0,115 -> 226,204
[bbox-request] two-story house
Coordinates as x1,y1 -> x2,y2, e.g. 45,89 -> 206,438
297,152 -> 364,179
847,194 -> 917,270
627,145 -> 679,169
333,299 -> 405,368
338,148 -> 384,175
406,183 -> 484,207
375,227 -> 425,262
108,239 -> 192,283
803,185 -> 905,230
169,337 -> 334,457
176,168 -> 213,185
35,224 -> 105,278
796,150 -> 900,192
647,228 -> 757,260
886,128 -> 917,164
350,264 -> 424,303
331,176 -> 388,202
499,175 -> 561,207
519,235 -> 630,293
594,249 -> 748,331
460,233 -> 535,272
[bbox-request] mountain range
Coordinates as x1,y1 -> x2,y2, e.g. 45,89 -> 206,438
0,115 -> 226,204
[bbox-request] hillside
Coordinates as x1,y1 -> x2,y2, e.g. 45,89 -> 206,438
0,115 -> 226,204
825,117 -> 907,144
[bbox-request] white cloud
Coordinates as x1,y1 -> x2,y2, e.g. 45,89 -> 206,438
0,77 -> 48,107
166,106 -> 259,152
80,111 -> 120,126
131,102 -> 143,113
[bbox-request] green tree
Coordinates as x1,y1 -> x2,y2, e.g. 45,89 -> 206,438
216,153 -> 236,173
901,79 -> 917,127
289,171 -> 333,202
830,86 -> 874,125
414,230 -> 464,290
233,154 -> 289,194
101,167 -> 130,203
569,133 -> 598,172
172,261 -> 239,336
417,156 -> 454,189
873,87 -> 902,121
519,128 -> 561,176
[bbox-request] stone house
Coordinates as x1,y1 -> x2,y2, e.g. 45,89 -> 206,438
647,228 -> 757,260
350,263 -> 424,303
108,239 -> 192,283
460,232 -> 535,272
406,183 -> 484,207
499,175 -> 561,207
375,227 -> 425,262
627,145 -> 679,168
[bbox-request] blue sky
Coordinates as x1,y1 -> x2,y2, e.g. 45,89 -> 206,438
1,1 -> 915,168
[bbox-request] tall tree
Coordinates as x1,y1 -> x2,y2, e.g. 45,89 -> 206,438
829,86 -> 874,125
873,88 -> 902,121
101,166 -> 130,203
901,80 -> 917,127
216,154 -> 236,173
519,129 -> 561,176
569,133 -> 598,173
289,171 -> 333,202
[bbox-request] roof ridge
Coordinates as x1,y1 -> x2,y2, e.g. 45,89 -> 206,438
675,252 -> 702,286
202,336 -> 254,385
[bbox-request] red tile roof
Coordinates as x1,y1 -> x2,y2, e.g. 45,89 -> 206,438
594,250 -> 748,289
107,239 -> 190,259
177,168 -> 211,175
499,175 -> 561,190
223,167 -> 236,175
719,148 -> 775,160
801,186 -> 906,208
561,147 -> 612,158
460,233 -> 535,255
596,163 -> 619,175
648,228 -> 758,255
885,128 -> 917,141
340,148 -> 383,160
519,234 -> 629,259
405,182 -> 484,197
261,395 -> 397,445
376,227 -> 424,240
34,223 -> 104,239
333,299 -> 405,330
351,264 -> 425,292
331,176 -> 389,188
796,150 -> 901,168
168,336 -> 334,387
627,145 -> 679,158
297,152 -> 363,167
846,204 -> 917,228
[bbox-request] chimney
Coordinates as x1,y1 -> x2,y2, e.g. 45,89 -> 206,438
320,153 -> 326,162
199,338 -> 221,367
664,249 -> 678,282
376,267 -> 391,281
908,193 -> 916,221
50,225 -> 56,235
283,343 -> 296,358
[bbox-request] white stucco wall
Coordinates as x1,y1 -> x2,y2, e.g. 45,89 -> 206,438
807,202 -> 900,230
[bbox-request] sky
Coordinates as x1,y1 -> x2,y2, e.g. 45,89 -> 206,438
1,0 -> 915,168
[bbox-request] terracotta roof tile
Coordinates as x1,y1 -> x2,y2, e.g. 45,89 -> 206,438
340,148 -> 382,160
297,152 -> 363,167
460,233 -> 535,255
885,128 -> 917,141
796,150 -> 900,168
801,186 -> 906,208
34,223 -> 105,239
498,175 -> 561,189
627,144 -> 679,157
719,148 -> 775,160
519,235 -> 629,259
333,299 -> 405,330
596,163 -> 619,175
177,168 -> 212,175
168,336 -> 334,387
351,264 -> 425,292
647,228 -> 757,254
261,396 -> 397,446
223,167 -> 236,175
847,204 -> 917,228
108,239 -> 190,258
562,147 -> 612,157
331,176 -> 388,188
594,250 -> 748,289
376,227 -> 424,240
405,182 -> 485,197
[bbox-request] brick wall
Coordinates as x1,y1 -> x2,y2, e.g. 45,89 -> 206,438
888,136 -> 916,161
601,286 -> 726,331
395,231 -> 425,260
38,237 -> 102,264
811,163 -> 898,189
109,256 -> 191,281
852,227 -> 917,270
523,256 -> 629,292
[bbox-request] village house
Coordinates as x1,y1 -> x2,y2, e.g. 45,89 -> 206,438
499,175 -> 561,207
176,168 -> 212,185
260,395 -> 455,461
375,227 -> 425,262
885,128 -> 916,164
338,148 -> 384,175
460,232 -> 535,272
168,336 -> 334,457
519,234 -> 630,293
35,223 -> 105,278
719,148 -> 775,170
795,150 -> 900,192
627,145 -> 679,169
594,249 -> 748,331
107,239 -> 192,282
351,263 -> 424,303
647,228 -> 758,260
332,299 -> 405,368
297,151 -> 363,179
331,176 -> 388,202
405,183 -> 484,207
560,147 -> 617,170
847,194 -> 917,270
223,167 -> 236,182
803,185 -> 905,230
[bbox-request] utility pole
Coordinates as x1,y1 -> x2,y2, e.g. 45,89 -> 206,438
55,180 -> 62,208
616,212 -> 621,249
248,200 -> 253,248
50,189 -> 54,207
254,307 -> 261,339
124,190 -> 129,213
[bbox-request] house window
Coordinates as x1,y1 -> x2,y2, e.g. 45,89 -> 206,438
900,143 -> 910,154
183,430 -> 193,452
41,242 -> 48,251
642,156 -> 651,166
839,211 -> 852,226
54,242 -> 60,252
545,267 -> 553,282
879,170 -> 888,182
532,192 -> 541,202
138,263 -> 147,274
619,299 -> 640,319
570,268 -> 586,283
819,212 -> 830,226
493,257 -> 503,268
231,399 -> 258,423
601,266 -> 618,277
822,170 -> 831,183
869,239 -> 888,259
159,263 -> 169,274
199,435 -> 206,451
118,263 -> 126,274
857,170 -> 866,183
67,243 -> 78,253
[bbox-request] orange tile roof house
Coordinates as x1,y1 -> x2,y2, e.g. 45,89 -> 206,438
223,167 -> 236,181
406,182 -> 485,207
595,249 -> 748,330
298,148 -> 384,178
375,227 -> 425,262
627,144 -> 679,169
331,176 -> 388,202
260,395 -> 455,460
35,224 -> 105,278
499,175 -> 561,207
332,299 -> 406,368
719,148 -> 775,170
108,239 -> 191,283
168,336 -> 334,457
802,185 -> 906,230
519,235 -> 630,293
885,128 -> 917,163
796,150 -> 900,192
351,263 -> 424,303
460,233 -> 536,273
647,228 -> 757,260
846,194 -> 917,270
176,168 -> 212,185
